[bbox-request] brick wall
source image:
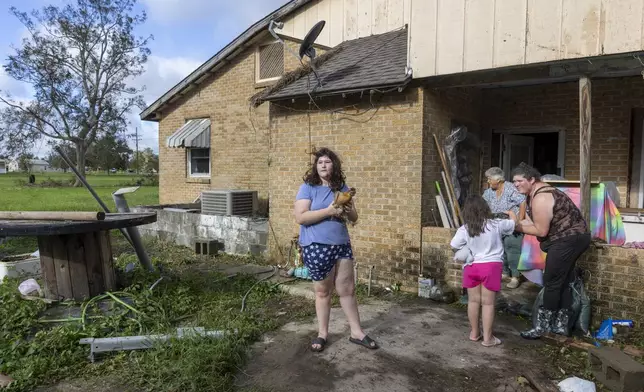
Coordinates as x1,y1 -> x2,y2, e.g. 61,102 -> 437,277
421,226 -> 460,286
422,227 -> 644,326
155,38 -> 309,210
268,88 -> 425,286
482,76 -> 644,202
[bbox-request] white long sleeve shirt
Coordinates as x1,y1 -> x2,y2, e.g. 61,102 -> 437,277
450,219 -> 516,264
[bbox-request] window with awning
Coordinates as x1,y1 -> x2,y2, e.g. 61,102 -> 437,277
167,118 -> 211,178
166,118 -> 211,148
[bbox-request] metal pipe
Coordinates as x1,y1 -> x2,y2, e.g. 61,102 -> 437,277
112,187 -> 154,272
368,265 -> 374,297
79,327 -> 235,362
54,146 -> 134,246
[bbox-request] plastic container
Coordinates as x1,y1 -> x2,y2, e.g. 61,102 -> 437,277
0,254 -> 41,282
418,276 -> 435,298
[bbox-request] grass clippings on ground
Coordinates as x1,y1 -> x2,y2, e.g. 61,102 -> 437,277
0,239 -> 312,392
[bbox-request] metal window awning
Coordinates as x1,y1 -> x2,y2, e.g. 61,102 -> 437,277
166,118 -> 211,148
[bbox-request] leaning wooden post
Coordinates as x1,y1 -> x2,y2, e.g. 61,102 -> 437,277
579,76 -> 592,223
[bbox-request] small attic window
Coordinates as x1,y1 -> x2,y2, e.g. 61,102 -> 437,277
256,42 -> 284,83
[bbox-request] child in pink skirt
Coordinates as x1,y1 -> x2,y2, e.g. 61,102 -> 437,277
450,195 -> 517,347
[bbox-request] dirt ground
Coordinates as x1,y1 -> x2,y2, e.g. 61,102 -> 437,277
236,297 -> 562,392
33,266 -> 568,392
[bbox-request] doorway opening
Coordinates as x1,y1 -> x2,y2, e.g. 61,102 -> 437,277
491,128 -> 565,180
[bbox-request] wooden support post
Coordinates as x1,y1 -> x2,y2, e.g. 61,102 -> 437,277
579,76 -> 592,224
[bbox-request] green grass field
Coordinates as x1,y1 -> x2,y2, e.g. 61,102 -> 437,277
0,172 -> 159,211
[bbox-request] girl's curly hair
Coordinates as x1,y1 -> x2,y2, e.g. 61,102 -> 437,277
302,147 -> 346,191
461,195 -> 493,237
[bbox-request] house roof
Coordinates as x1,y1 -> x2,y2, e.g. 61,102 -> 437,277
30,159 -> 49,166
167,118 -> 211,148
140,0 -> 315,122
254,28 -> 410,104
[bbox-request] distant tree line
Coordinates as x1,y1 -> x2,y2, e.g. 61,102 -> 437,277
11,132 -> 158,174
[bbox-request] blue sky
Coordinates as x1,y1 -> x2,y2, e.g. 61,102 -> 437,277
0,0 -> 288,156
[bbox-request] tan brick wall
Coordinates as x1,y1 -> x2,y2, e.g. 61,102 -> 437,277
268,88 -> 425,286
421,87 -> 485,226
155,38 -> 309,210
421,226 -> 459,285
482,76 -> 644,203
422,227 -> 644,326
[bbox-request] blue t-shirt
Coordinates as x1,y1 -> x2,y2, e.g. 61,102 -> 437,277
296,183 -> 350,246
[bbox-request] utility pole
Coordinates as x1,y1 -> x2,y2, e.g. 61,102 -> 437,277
135,127 -> 140,174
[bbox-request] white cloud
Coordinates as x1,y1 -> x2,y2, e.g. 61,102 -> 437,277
137,55 -> 203,105
126,54 -> 204,153
0,68 -> 29,99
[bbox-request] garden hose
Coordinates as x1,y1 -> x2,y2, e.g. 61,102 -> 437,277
240,266 -> 278,312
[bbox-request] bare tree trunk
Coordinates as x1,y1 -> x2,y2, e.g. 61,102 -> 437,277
73,142 -> 86,187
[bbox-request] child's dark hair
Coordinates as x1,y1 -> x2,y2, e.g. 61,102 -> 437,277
461,195 -> 493,237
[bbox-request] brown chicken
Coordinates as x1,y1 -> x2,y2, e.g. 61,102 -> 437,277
332,187 -> 356,208
332,187 -> 357,225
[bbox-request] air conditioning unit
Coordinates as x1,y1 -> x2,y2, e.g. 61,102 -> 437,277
200,190 -> 257,216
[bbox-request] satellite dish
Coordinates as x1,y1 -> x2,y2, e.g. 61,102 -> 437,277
299,20 -> 326,60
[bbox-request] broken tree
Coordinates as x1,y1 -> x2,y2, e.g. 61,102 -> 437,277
0,0 -> 151,186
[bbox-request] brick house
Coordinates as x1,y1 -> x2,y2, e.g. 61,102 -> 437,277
142,0 -> 644,323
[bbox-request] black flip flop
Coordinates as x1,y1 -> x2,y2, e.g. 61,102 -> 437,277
349,335 -> 379,350
311,337 -> 327,352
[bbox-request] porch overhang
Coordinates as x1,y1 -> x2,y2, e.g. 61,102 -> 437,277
166,119 -> 211,148
421,52 -> 644,90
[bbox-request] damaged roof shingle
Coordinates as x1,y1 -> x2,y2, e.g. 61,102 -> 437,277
254,27 -> 410,105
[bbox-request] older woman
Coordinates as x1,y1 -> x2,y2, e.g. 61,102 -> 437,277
512,163 -> 591,339
482,167 -> 525,289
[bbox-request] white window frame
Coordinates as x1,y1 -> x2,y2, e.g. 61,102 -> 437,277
255,41 -> 284,83
187,148 -> 210,178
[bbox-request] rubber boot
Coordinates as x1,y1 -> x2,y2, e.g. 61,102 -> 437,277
521,307 -> 554,340
551,308 -> 571,336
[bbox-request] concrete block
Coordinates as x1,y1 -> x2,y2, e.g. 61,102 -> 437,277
589,347 -> 644,392
207,226 -> 222,239
257,232 -> 268,246
232,218 -> 249,231
183,213 -> 199,226
199,214 -> 216,227
237,231 -> 251,244
245,231 -> 259,245
193,239 -> 223,256
220,217 -> 232,229
182,224 -> 198,237
249,244 -> 266,256
234,243 -> 250,255
196,225 -> 209,239
248,219 -> 268,231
